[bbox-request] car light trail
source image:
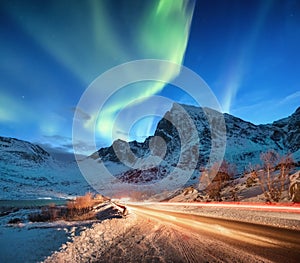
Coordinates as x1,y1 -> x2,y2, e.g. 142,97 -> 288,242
129,202 -> 300,214
128,205 -> 284,248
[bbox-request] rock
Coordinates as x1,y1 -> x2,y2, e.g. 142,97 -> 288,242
92,103 -> 300,185
289,172 -> 300,202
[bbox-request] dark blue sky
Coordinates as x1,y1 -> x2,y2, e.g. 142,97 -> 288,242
0,0 -> 299,154
185,0 -> 300,122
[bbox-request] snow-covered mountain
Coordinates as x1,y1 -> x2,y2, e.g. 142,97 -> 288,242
0,136 -> 50,165
93,104 -> 300,186
1,104 -> 299,199
0,136 -> 90,199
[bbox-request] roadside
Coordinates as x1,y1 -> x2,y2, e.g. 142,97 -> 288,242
43,203 -> 300,263
44,210 -> 276,263
0,202 -> 123,263
2,201 -> 300,262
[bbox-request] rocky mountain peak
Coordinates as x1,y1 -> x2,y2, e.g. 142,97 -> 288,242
93,104 -> 300,185
294,106 -> 300,115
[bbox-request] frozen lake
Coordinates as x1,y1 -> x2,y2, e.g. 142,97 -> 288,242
0,199 -> 71,262
0,199 -> 67,209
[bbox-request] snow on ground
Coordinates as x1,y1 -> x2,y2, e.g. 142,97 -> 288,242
44,211 -> 273,263
0,223 -> 70,263
169,168 -> 300,204
44,212 -> 137,263
1,200 -> 299,262
0,207 -> 72,263
0,159 -> 92,200
0,203 -> 123,263
43,203 -> 299,263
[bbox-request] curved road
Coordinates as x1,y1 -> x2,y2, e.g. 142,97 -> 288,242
127,203 -> 300,262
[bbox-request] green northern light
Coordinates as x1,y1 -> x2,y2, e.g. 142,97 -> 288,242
95,0 -> 195,141
1,0 -> 299,153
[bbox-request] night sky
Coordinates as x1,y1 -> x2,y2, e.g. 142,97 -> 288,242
0,0 -> 299,155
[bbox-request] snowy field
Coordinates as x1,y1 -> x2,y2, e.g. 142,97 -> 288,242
0,202 -> 122,262
1,200 -> 300,262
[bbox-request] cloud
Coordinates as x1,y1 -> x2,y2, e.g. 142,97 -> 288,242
69,140 -> 96,153
37,142 -> 66,153
71,107 -> 91,121
41,134 -> 97,155
41,135 -> 72,152
279,91 -> 300,105
43,134 -> 71,143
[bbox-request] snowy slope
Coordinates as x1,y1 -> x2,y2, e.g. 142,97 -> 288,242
93,104 -> 300,187
0,136 -> 50,165
1,105 -> 299,199
0,136 -> 91,199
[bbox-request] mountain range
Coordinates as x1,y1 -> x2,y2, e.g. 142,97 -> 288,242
92,104 -> 300,186
1,104 -> 299,199
0,136 -> 91,199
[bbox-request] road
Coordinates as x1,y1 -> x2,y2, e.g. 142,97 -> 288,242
43,202 -> 300,262
126,203 -> 300,263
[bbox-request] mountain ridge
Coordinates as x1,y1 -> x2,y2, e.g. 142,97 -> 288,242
1,104 -> 299,198
93,103 -> 300,185
0,136 -> 90,199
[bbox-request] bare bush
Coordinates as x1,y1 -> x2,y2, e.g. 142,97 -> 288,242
246,176 -> 256,188
48,203 -> 59,221
183,186 -> 195,196
66,192 -> 96,220
28,193 -> 105,222
28,204 -> 60,222
8,218 -> 22,224
203,161 -> 236,201
206,181 -> 222,201
244,164 -> 259,188
257,150 -> 293,202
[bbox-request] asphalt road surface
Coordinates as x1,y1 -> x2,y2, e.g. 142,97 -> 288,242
127,203 -> 300,263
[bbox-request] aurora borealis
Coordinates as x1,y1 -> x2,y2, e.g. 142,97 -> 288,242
1,0 -> 300,154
